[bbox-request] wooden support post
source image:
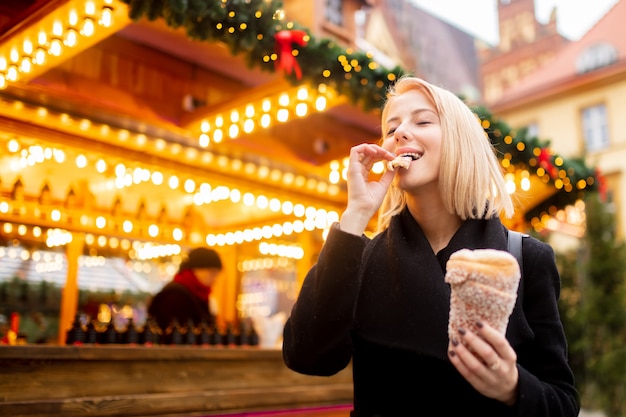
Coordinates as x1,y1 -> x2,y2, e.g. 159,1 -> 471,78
57,233 -> 85,345
212,245 -> 238,329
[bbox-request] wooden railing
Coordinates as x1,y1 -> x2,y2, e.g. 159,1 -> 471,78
0,345 -> 353,417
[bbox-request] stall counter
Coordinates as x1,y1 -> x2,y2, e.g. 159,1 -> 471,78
0,345 -> 353,417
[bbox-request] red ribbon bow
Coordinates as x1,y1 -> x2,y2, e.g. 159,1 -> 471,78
538,148 -> 556,178
275,29 -> 308,79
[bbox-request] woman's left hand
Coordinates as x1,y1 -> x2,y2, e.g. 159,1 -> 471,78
447,321 -> 519,406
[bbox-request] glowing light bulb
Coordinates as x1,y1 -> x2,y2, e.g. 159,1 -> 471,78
65,28 -> 78,47
22,40 -> 33,55
49,39 -> 63,56
81,18 -> 95,36
34,48 -> 47,65
52,21 -> 64,37
20,57 -> 31,73
100,7 -> 113,27
6,65 -> 18,81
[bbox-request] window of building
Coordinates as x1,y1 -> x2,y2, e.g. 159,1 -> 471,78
582,104 -> 609,152
326,0 -> 343,26
576,43 -> 618,74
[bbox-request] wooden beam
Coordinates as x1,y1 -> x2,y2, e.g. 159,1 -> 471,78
57,232 -> 84,345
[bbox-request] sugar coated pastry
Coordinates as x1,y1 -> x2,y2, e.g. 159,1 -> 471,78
445,248 -> 521,341
386,156 -> 411,171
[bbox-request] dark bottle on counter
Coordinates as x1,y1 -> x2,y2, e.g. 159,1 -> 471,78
222,322 -> 236,347
248,326 -> 259,347
65,314 -> 86,345
238,318 -> 257,347
85,321 -> 99,344
184,319 -> 197,345
238,325 -> 248,346
165,319 -> 184,345
122,318 -> 140,345
209,324 -> 221,346
141,318 -> 160,346
198,320 -> 212,346
100,320 -> 119,344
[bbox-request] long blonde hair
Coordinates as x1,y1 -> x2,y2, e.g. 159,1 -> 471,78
376,77 -> 513,233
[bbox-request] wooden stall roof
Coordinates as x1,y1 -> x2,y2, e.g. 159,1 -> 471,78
0,0 -> 387,255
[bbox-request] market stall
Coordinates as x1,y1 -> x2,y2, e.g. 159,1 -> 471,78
0,0 -> 394,342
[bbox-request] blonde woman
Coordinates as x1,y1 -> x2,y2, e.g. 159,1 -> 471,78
282,77 -> 579,416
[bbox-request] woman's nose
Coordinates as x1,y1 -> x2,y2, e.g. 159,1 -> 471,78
394,125 -> 409,141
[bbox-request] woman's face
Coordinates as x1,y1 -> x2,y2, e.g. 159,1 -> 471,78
381,89 -> 443,193
194,268 -> 221,288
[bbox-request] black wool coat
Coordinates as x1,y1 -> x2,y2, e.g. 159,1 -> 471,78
282,208 -> 579,416
147,282 -> 215,332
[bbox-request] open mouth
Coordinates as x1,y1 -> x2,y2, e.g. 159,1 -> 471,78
398,152 -> 422,161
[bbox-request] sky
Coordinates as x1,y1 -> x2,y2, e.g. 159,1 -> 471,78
410,0 -> 620,45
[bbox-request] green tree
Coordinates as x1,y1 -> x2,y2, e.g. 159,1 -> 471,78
557,195 -> 626,416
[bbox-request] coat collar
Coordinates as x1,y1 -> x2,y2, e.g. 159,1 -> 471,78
353,208 -> 512,359
398,207 -> 508,270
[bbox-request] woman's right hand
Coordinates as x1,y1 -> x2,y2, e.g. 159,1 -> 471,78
339,143 -> 396,235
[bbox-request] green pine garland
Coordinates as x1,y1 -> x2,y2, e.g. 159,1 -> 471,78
119,0 -> 599,223
120,0 -> 404,111
474,105 -> 599,222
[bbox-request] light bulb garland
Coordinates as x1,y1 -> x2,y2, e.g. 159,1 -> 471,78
106,0 -> 601,226
474,105 -> 600,222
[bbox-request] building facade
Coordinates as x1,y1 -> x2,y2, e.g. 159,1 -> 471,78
361,0 -> 483,101
481,0 -> 569,105
487,0 -> 626,240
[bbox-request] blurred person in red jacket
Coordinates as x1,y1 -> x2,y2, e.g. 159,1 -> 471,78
148,247 -> 222,332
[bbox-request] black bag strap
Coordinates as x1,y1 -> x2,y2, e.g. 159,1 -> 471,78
507,230 -> 527,276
